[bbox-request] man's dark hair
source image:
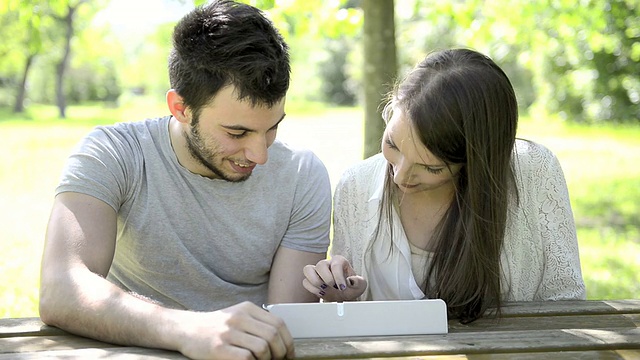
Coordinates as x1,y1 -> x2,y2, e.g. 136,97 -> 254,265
169,0 -> 290,119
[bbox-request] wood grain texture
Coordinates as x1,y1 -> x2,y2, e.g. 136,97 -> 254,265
1,300 -> 639,359
292,328 -> 640,359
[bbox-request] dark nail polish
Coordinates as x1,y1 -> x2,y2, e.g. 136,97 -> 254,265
320,283 -> 327,290
319,290 -> 326,296
339,284 -> 346,290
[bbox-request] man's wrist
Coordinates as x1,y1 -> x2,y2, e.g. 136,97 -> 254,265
154,307 -> 191,352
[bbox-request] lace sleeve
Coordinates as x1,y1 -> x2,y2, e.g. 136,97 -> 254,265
330,159 -> 377,281
530,144 -> 587,300
331,169 -> 356,264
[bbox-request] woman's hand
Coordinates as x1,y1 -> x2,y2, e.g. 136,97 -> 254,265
302,255 -> 367,302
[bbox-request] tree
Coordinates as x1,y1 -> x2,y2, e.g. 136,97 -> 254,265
1,0 -> 52,113
362,0 -> 397,158
13,5 -> 39,113
51,0 -> 89,118
1,0 -> 105,117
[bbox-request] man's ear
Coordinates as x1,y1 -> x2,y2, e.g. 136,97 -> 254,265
167,89 -> 191,124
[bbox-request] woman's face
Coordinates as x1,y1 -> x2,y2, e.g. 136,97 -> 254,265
382,109 -> 462,195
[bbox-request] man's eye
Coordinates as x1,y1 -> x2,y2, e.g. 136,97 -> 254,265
228,132 -> 246,139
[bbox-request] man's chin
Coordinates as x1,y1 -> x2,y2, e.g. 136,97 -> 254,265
205,163 -> 252,182
221,170 -> 252,183
227,174 -> 251,183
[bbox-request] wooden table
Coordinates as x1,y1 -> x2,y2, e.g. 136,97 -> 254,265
1,300 -> 639,359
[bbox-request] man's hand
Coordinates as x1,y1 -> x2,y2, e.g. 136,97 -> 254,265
302,255 -> 367,302
177,301 -> 294,360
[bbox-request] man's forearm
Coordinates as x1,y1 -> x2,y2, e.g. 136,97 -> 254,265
40,268 -> 184,351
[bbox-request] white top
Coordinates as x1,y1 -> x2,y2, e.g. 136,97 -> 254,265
331,140 -> 586,301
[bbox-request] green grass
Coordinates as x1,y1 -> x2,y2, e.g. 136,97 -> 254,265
1,102 -> 638,318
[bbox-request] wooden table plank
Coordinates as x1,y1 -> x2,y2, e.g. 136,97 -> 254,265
5,312 -> 639,339
4,328 -> 639,359
2,349 -> 638,360
0,346 -> 187,359
2,300 -> 639,359
364,350 -> 640,360
494,300 -> 640,317
292,328 -> 640,359
0,318 -> 66,338
449,314 -> 640,332
0,335 -> 119,354
4,315 -> 638,340
439,349 -> 640,360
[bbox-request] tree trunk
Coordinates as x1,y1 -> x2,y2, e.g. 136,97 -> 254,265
55,5 -> 77,119
13,54 -> 35,113
362,0 -> 397,158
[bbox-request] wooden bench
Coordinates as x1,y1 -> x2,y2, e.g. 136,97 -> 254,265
2,299 -> 639,359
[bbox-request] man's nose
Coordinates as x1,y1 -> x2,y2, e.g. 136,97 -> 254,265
245,136 -> 269,165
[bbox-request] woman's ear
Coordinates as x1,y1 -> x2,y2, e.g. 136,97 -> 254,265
166,89 -> 191,124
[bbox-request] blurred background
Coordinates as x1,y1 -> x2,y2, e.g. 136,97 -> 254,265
1,0 -> 638,318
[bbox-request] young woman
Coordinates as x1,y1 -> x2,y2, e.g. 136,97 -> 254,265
303,48 -> 586,323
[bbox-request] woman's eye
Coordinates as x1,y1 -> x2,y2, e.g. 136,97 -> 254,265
425,166 -> 445,174
385,139 -> 398,150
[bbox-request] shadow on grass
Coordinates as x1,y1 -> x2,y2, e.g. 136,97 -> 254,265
584,256 -> 640,300
0,98 -> 171,128
573,177 -> 640,240
0,104 -> 123,127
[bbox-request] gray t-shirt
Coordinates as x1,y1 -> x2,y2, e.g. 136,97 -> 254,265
56,116 -> 332,311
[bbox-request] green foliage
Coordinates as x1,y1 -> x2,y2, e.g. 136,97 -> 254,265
317,38 -> 358,106
392,0 -> 639,123
0,0 -> 109,112
0,0 -> 51,107
494,0 -> 637,123
243,0 -> 363,106
117,22 -> 174,100
3,0 -> 638,123
526,0 -> 640,123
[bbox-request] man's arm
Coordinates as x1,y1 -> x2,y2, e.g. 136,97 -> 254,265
40,192 -> 294,359
268,247 -> 326,304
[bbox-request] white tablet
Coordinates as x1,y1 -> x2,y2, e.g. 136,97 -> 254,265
265,299 -> 448,338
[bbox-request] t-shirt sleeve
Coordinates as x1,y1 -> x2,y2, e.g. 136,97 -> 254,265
279,151 -> 332,253
56,126 -> 140,212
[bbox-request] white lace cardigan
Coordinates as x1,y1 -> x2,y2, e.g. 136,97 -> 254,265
331,139 -> 587,301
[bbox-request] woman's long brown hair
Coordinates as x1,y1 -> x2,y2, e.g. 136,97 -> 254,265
375,48 -> 519,323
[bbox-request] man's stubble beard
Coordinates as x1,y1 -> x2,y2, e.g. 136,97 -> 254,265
183,122 -> 250,183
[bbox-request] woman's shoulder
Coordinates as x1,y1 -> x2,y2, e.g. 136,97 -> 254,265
341,153 -> 387,180
514,139 -> 556,160
512,139 -> 568,196
334,153 -> 387,195
513,139 -> 562,174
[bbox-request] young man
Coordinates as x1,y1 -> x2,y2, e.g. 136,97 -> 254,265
39,1 -> 331,359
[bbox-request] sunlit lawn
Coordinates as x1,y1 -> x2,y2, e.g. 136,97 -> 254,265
1,100 -> 638,318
